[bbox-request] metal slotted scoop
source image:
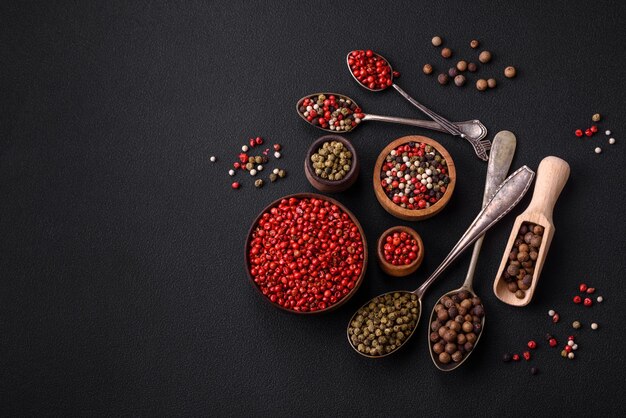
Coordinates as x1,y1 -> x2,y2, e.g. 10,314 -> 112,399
296,92 -> 486,142
428,131 -> 517,371
346,50 -> 490,161
347,164 -> 534,358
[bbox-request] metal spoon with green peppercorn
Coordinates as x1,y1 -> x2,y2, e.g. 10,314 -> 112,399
296,93 -> 486,143
428,131 -> 517,371
347,165 -> 535,358
346,50 -> 491,161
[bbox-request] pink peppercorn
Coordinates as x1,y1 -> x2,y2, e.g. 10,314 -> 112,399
549,338 -> 558,347
575,129 -> 583,137
231,182 -> 240,189
584,297 -> 593,307
527,340 -> 537,349
579,283 -> 588,292
573,295 -> 582,304
523,351 -> 531,361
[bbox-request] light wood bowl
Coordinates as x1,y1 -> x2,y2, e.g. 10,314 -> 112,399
376,226 -> 424,277
373,135 -> 456,221
304,135 -> 359,193
244,193 -> 368,314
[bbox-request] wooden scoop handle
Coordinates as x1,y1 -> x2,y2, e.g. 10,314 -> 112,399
526,156 -> 570,221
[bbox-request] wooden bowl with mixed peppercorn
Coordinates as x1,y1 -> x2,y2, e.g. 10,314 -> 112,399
373,135 -> 456,221
305,135 -> 359,193
376,226 -> 424,277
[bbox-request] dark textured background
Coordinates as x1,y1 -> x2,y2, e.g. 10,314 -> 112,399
2,1 -> 626,416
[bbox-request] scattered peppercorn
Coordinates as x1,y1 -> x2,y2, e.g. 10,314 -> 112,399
269,173 -> 278,182
501,222 -> 544,298
311,140 -> 353,181
487,78 -> 497,89
241,145 -> 249,152
572,320 -> 581,329
591,322 -> 598,330
298,93 -> 361,132
527,340 -> 537,349
468,62 -> 478,72
592,113 -> 601,122
504,66 -> 517,78
254,179 -> 264,188
575,129 -> 583,137
548,309 -> 555,317
349,292 -> 419,356
512,354 -> 520,361
438,73 -> 450,85
379,142 -> 450,210
273,144 -> 281,151
470,39 -> 480,49
609,138 -> 616,145
249,196 -> 365,313
441,47 -> 452,58
585,129 -> 593,137
549,338 -> 558,347
597,296 -> 603,302
432,36 -> 443,46
605,130 -> 611,135
583,297 -> 592,307
448,67 -> 458,77
423,64 -> 434,74
553,313 -> 560,323
579,283 -> 588,292
429,290 -> 485,366
454,75 -> 466,87
231,182 -> 240,189
348,50 -> 393,90
476,79 -> 488,91
479,51 -> 492,63
590,125 -> 598,133
573,295 -> 582,304
586,287 -> 595,294
594,147 -> 602,154
274,152 -> 281,159
456,60 -> 468,72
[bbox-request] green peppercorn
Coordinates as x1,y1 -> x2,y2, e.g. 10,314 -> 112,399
254,179 -> 264,188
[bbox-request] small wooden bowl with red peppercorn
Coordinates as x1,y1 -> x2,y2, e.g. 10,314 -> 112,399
245,193 -> 368,315
376,226 -> 424,277
374,135 -> 456,221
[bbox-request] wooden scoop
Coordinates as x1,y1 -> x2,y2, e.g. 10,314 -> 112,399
493,156 -> 570,306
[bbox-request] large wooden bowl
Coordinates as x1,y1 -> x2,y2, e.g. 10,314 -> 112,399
376,226 -> 424,277
244,193 -> 368,315
373,135 -> 456,221
304,135 -> 359,193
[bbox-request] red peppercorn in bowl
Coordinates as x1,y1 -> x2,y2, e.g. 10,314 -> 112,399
245,193 -> 368,314
376,226 -> 424,277
373,135 -> 456,221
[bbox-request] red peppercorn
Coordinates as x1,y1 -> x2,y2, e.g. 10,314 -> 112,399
249,138 -> 256,148
585,129 -> 593,137
583,297 -> 592,307
239,153 -> 248,163
273,144 -> 281,151
549,338 -> 558,347
586,287 -> 595,294
552,313 -> 560,323
392,70 -> 400,78
527,340 -> 537,349
255,136 -> 263,145
575,129 -> 583,137
590,125 -> 598,133
564,345 -> 572,353
523,351 -> 531,361
233,162 -> 241,169
568,335 -> 575,341
579,283 -> 588,292
231,182 -> 240,189
512,354 -> 520,361
573,295 -> 582,304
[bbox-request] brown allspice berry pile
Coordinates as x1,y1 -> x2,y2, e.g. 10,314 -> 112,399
501,222 -> 544,299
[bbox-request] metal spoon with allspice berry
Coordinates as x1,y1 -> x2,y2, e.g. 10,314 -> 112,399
428,131 -> 517,371
347,164 -> 535,358
296,92 -> 485,140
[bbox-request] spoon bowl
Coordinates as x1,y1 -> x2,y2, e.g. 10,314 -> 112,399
427,287 -> 486,371
346,50 -> 394,91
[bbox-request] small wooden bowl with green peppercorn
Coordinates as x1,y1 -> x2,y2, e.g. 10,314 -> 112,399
305,135 -> 359,193
376,226 -> 424,277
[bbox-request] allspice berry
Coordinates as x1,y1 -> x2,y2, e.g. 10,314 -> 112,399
432,36 -> 443,47
456,60 -> 468,72
437,73 -> 450,85
487,78 -> 497,88
470,39 -> 480,49
423,64 -> 434,75
504,66 -> 517,78
478,51 -> 492,63
467,62 -> 478,72
448,67 -> 458,77
454,75 -> 466,87
476,79 -> 488,91
441,47 -> 452,58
